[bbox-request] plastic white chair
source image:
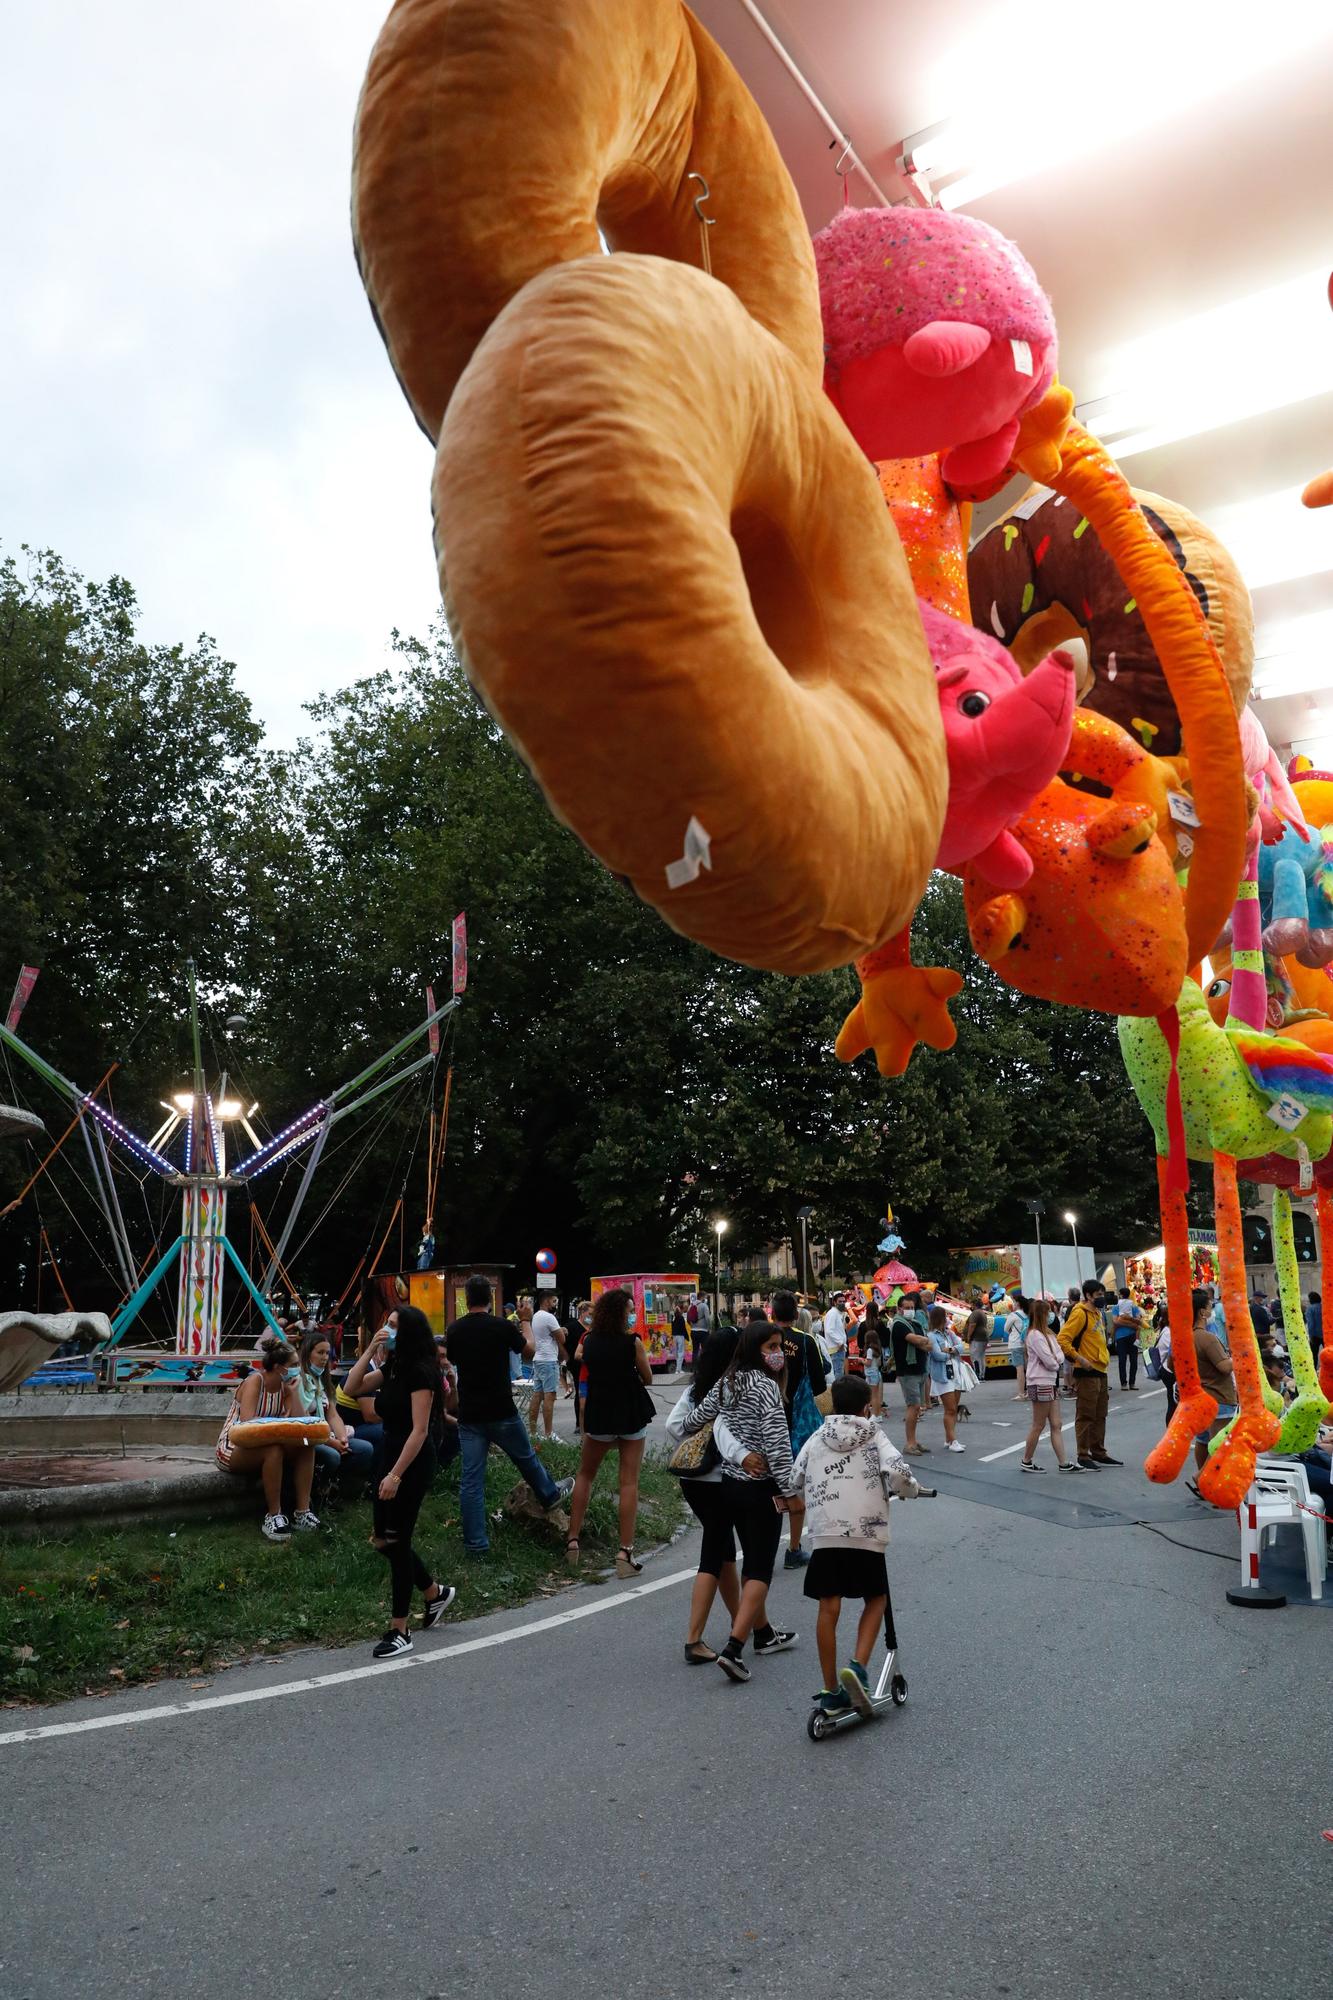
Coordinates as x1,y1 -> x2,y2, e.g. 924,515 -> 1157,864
1238,1461 -> 1328,1601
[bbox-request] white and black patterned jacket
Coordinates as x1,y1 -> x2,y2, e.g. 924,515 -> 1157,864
790,1415 -> 923,1550
684,1368 -> 795,1492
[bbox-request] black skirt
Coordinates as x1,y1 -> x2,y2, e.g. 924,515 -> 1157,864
803,1546 -> 889,1601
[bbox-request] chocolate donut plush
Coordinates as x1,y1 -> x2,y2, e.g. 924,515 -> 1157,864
967,484 -> 1252,757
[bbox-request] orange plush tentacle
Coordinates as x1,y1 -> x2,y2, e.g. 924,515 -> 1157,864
1144,1153 -> 1217,1484
1196,1154 -> 1279,1507
1013,416 -> 1246,969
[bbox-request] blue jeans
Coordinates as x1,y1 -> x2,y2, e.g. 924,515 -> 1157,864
315,1437 -> 375,1483
459,1415 -> 560,1553
831,1350 -> 846,1381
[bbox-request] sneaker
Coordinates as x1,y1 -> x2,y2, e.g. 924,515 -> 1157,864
947,1439 -> 965,1453
1059,1460 -> 1087,1473
421,1584 -> 457,1630
261,1512 -> 290,1541
717,1647 -> 751,1683
372,1629 -> 413,1659
550,1477 -> 575,1502
1091,1454 -> 1124,1466
290,1509 -> 320,1532
815,1687 -> 852,1716
1077,1456 -> 1101,1469
1020,1459 -> 1046,1473
753,1628 -> 798,1655
839,1660 -> 874,1715
783,1547 -> 811,1569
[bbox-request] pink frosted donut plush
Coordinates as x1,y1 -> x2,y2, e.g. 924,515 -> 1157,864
815,206 -> 1056,494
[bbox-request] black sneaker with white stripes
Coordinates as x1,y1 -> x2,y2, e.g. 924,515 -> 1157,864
753,1628 -> 798,1655
372,1629 -> 413,1659
421,1584 -> 457,1630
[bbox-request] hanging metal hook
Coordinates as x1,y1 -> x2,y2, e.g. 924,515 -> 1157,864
831,137 -> 855,179
688,171 -> 715,228
687,171 -> 715,276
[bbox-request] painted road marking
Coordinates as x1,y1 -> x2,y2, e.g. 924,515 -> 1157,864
0,1565 -> 696,1751
979,1387 -> 1164,1462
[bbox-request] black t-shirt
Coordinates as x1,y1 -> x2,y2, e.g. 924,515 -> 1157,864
446,1312 -> 524,1423
671,1310 -> 688,1342
377,1354 -> 443,1439
891,1316 -> 926,1376
777,1327 -> 826,1411
1250,1300 -> 1271,1338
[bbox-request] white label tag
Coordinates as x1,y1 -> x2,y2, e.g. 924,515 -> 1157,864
1167,790 -> 1201,828
1010,338 -> 1034,377
1012,485 -> 1053,520
1268,1093 -> 1308,1132
1175,830 -> 1194,861
665,816 -> 713,890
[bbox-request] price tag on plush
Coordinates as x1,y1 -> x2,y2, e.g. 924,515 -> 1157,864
1267,1092 -> 1309,1132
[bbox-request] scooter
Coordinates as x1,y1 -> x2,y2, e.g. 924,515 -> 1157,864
806,1588 -> 910,1741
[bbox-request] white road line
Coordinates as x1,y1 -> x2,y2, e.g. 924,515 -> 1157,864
0,1565 -> 696,1751
979,1387 -> 1165,1463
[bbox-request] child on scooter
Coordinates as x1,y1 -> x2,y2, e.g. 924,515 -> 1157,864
789,1373 -> 934,1718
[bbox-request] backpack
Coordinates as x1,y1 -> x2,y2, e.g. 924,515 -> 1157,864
687,1303 -> 699,1326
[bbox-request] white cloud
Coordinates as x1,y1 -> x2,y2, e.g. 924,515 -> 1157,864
1,0 -> 442,742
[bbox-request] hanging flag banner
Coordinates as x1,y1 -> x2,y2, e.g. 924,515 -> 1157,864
425,984 -> 440,1056
5,965 -> 40,1033
452,913 -> 468,995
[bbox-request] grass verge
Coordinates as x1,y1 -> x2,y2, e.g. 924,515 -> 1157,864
0,1442 -> 684,1707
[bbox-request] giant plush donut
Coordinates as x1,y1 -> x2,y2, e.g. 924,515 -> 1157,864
229,1417 -> 329,1451
437,256 -> 946,969
353,0 -> 825,442
355,0 -> 947,971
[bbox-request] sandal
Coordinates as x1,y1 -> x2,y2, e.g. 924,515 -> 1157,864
684,1641 -> 718,1664
616,1546 -> 644,1579
565,1538 -> 580,1566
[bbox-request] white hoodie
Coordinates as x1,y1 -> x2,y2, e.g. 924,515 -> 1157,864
789,1414 -> 924,1551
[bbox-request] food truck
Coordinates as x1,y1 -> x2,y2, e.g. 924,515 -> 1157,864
589,1271 -> 701,1369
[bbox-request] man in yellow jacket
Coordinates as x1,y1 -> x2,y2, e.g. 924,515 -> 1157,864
1059,1280 -> 1122,1469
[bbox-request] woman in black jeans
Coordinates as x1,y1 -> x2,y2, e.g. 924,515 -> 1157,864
358,1305 -> 457,1658
566,1287 -> 656,1577
665,1327 -> 742,1663
682,1319 -> 798,1683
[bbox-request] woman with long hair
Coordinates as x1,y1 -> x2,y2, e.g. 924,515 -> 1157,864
566,1288 -> 657,1578
295,1329 -> 375,1497
1019,1300 -> 1083,1473
345,1304 -> 456,1656
861,1301 -> 884,1417
926,1307 -> 966,1453
215,1333 -> 318,1540
681,1319 -> 799,1682
665,1327 -> 743,1663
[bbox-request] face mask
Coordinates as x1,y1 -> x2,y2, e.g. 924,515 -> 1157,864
383,1331 -> 396,1351
763,1349 -> 785,1372
286,1365 -> 300,1380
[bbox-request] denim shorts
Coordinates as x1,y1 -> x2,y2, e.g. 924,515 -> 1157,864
898,1373 -> 924,1407
585,1424 -> 651,1444
531,1358 -> 559,1394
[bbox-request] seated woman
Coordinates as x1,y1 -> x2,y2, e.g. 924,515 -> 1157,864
215,1332 -> 319,1540
296,1329 -> 375,1496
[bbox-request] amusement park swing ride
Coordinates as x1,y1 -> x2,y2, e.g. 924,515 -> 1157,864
0,960 -> 460,1357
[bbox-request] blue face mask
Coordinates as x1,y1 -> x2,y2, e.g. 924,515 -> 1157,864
383,1330 -> 396,1351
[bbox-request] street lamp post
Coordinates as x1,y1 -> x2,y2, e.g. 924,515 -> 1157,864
797,1206 -> 814,1297
714,1219 -> 727,1324
829,1235 -> 836,1295
1063,1209 -> 1081,1285
1025,1197 -> 1046,1299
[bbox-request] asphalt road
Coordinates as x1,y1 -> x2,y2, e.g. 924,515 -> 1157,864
2,1382 -> 1328,2000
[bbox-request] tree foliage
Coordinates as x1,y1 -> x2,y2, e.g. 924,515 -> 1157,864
0,546 -> 1165,1323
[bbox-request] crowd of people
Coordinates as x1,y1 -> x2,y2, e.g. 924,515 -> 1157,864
210,1265 -> 1330,1676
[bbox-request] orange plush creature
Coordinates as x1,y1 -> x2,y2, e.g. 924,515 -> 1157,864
963,710 -> 1187,1018
353,0 -> 947,974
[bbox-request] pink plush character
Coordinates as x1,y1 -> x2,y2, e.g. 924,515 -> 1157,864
815,207 -> 1057,495
920,601 -> 1076,889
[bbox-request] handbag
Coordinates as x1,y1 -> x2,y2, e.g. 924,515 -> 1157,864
667,1419 -> 720,1479
957,1359 -> 980,1393
790,1374 -> 821,1458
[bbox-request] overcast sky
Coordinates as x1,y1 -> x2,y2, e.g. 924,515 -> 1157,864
2,1 -> 442,744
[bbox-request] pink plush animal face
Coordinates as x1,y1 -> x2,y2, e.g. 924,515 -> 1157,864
815,206 -> 1056,487
918,601 -> 1075,876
